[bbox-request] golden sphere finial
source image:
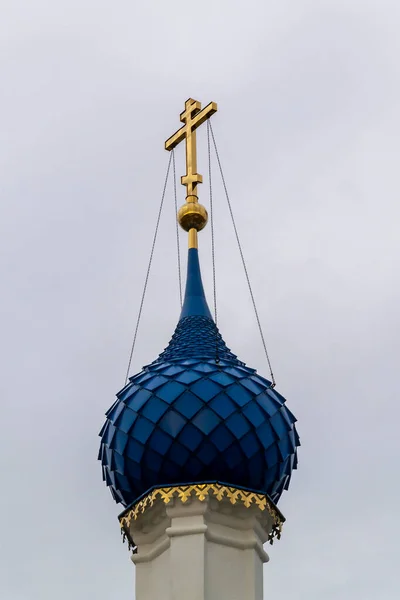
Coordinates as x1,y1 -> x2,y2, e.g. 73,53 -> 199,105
177,199 -> 208,232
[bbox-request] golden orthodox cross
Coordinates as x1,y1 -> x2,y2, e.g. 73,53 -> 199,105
165,98 -> 217,201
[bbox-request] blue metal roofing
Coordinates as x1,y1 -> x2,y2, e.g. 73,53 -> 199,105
99,247 -> 300,507
179,248 -> 212,320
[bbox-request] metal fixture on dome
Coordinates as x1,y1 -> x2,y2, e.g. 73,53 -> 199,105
165,98 -> 217,248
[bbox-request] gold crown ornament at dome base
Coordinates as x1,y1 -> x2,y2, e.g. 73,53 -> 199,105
118,483 -> 285,552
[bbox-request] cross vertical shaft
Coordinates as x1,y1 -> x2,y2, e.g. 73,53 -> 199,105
184,125 -> 199,198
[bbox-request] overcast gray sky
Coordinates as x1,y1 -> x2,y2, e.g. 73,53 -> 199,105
1,1 -> 399,598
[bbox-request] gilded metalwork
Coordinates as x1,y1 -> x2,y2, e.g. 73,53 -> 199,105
188,228 -> 198,249
165,98 -> 217,244
165,98 -> 217,199
119,483 -> 284,549
177,201 -> 208,232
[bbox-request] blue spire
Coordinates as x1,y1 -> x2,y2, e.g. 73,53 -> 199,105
179,248 -> 212,320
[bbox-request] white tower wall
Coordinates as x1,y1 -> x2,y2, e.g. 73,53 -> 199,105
125,488 -> 280,600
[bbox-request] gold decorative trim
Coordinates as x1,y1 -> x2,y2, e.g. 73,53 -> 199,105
119,483 -> 284,548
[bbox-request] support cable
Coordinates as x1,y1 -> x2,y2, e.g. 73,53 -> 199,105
207,120 -> 219,364
172,149 -> 183,309
124,153 -> 173,385
208,121 -> 276,387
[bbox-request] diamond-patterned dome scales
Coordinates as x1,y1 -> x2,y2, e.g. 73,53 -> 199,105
99,247 -> 300,508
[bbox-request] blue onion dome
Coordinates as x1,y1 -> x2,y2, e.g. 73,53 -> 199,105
99,248 -> 300,507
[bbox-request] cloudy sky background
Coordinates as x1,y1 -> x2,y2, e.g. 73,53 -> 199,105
1,1 -> 399,598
